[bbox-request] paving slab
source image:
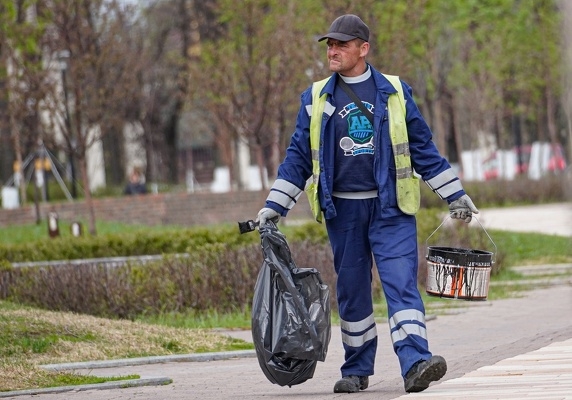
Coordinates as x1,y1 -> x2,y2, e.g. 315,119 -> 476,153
397,339 -> 572,399
4,284 -> 571,400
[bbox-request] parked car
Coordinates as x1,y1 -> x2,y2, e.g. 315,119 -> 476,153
527,142 -> 567,180
482,142 -> 567,181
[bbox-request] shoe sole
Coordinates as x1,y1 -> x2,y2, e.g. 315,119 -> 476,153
333,383 -> 359,393
405,356 -> 447,393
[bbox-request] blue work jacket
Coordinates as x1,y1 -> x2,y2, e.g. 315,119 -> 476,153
266,64 -> 465,220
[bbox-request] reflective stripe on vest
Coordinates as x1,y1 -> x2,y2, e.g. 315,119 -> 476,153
305,77 -> 330,223
306,74 -> 420,222
384,74 -> 420,215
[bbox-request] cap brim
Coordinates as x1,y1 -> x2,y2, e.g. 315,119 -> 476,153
318,32 -> 357,42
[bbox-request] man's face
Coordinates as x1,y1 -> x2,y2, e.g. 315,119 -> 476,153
326,38 -> 368,76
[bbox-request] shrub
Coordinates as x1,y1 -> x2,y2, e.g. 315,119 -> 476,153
8,174 -> 552,319
1,240 -> 338,318
420,175 -> 566,208
0,216 -> 505,320
0,225 -> 258,263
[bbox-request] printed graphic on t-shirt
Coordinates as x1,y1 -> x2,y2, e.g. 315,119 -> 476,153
338,102 -> 374,156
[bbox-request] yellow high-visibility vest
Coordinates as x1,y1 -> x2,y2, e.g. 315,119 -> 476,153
306,74 -> 420,222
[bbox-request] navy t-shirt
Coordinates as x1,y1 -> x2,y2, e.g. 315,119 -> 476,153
333,68 -> 377,192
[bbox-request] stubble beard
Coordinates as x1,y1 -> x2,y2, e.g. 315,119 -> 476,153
329,59 -> 343,73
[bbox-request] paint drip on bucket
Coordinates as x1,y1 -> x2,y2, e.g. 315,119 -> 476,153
426,246 -> 494,300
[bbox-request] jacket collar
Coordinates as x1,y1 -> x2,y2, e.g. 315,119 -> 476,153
320,63 -> 398,97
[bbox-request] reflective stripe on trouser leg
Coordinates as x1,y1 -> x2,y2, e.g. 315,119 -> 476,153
369,210 -> 433,377
326,197 -> 378,377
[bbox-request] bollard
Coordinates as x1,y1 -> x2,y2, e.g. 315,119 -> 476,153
71,221 -> 82,237
47,212 -> 60,238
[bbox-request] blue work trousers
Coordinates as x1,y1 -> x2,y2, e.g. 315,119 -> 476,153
325,196 -> 432,378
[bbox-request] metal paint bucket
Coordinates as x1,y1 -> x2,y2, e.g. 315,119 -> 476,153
425,217 -> 496,300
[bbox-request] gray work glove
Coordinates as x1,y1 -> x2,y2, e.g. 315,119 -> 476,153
449,194 -> 479,223
256,207 -> 281,226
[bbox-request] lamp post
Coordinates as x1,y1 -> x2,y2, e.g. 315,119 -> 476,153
59,50 -> 77,199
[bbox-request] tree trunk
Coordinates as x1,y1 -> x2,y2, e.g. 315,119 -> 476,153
545,86 -> 559,146
165,113 -> 179,183
452,96 -> 465,176
12,125 -> 27,205
432,96 -> 446,154
255,144 -> 267,191
79,156 -> 97,236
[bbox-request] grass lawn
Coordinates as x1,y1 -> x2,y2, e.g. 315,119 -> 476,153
0,220 -> 184,244
0,301 -> 251,393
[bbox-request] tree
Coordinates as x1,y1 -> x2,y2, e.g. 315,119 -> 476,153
192,0 -> 327,190
40,0 -> 140,234
128,0 -> 202,184
3,0 -> 568,197
446,1 -> 563,163
0,0 -> 54,207
560,0 -> 572,163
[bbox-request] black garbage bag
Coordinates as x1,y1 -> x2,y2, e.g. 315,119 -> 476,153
251,221 -> 331,387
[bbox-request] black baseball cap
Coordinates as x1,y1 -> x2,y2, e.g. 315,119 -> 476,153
318,14 -> 370,42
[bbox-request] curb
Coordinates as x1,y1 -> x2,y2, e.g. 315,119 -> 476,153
41,349 -> 257,371
1,350 -> 256,398
0,377 -> 172,398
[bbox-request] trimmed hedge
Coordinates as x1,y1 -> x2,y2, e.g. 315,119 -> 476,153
420,174 -> 567,208
0,214 -> 501,319
0,225 -> 259,263
3,244 -> 264,319
7,175 -> 561,319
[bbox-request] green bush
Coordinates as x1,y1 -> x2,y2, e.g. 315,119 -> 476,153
7,176 -> 565,320
0,214 -> 503,320
2,242 -> 286,319
0,225 -> 258,263
420,175 -> 566,208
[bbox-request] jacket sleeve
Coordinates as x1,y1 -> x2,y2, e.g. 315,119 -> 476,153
264,88 -> 314,216
401,81 -> 466,203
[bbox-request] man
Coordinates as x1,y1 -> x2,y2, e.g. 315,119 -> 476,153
256,14 -> 478,394
124,169 -> 147,195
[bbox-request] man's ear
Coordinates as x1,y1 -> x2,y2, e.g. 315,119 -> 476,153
360,42 -> 370,57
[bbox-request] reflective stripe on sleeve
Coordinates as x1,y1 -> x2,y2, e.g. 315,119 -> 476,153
434,179 -> 464,199
306,101 -> 335,118
267,179 -> 302,210
426,169 -> 457,190
425,169 -> 463,199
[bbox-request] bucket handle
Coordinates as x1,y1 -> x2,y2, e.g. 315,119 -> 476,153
425,215 -> 497,264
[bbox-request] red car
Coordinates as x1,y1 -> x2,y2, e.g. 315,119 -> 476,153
483,143 -> 567,180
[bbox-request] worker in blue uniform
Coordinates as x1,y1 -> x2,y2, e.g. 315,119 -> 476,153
256,14 -> 478,394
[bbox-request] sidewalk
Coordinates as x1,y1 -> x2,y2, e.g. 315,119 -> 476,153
4,283 -> 572,400
478,202 -> 572,237
398,337 -> 572,399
